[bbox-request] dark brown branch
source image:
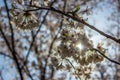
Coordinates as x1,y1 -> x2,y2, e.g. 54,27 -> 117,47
22,1 -> 57,80
19,9 -> 49,80
44,2 -> 66,79
66,59 -> 81,80
44,11 -> 64,80
0,52 -> 13,59
24,66 -> 34,80
42,20 -> 63,80
3,0 -> 15,52
90,48 -> 120,65
0,52 -> 34,80
3,0 -> 23,80
24,11 -> 49,64
26,7 -> 120,44
0,14 -> 33,80
0,28 -> 13,53
21,11 -> 48,80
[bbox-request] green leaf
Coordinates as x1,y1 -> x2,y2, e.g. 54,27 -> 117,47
74,5 -> 80,13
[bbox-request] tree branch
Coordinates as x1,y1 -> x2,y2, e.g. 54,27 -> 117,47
66,59 -> 81,80
89,48 -> 120,65
21,1 -> 57,80
44,1 -> 67,79
3,0 -> 23,80
0,52 -> 34,80
0,27 -> 13,53
26,7 -> 120,44
3,0 -> 15,53
0,52 -> 13,59
22,10 -> 49,68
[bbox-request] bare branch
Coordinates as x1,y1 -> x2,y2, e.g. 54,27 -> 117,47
44,1 -> 67,79
0,27 -> 13,52
66,59 -> 81,80
0,51 -> 34,80
0,52 -> 13,59
3,0 -> 23,80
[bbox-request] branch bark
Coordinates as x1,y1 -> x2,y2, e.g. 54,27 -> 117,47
90,48 -> 120,65
26,7 -> 120,44
3,0 -> 23,80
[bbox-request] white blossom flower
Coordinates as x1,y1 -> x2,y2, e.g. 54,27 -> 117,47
54,21 -> 106,71
10,1 -> 40,30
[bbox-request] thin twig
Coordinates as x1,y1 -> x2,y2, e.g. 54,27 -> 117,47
89,48 -> 120,65
23,11 -> 49,65
66,59 -> 81,80
44,19 -> 63,78
0,28 -> 13,53
24,66 -> 34,80
0,52 -> 13,59
0,52 -> 34,80
20,6 -> 48,80
44,1 -> 69,79
44,1 -> 67,79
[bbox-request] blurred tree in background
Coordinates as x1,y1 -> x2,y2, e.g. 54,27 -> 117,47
0,0 -> 120,80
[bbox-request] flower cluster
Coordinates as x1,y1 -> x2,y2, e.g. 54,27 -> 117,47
57,22 -> 106,65
10,1 -> 40,30
51,21 -> 106,79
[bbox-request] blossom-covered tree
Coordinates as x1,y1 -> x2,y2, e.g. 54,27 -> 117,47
0,0 -> 120,80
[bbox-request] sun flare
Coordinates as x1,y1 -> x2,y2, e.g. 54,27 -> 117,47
76,43 -> 83,50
